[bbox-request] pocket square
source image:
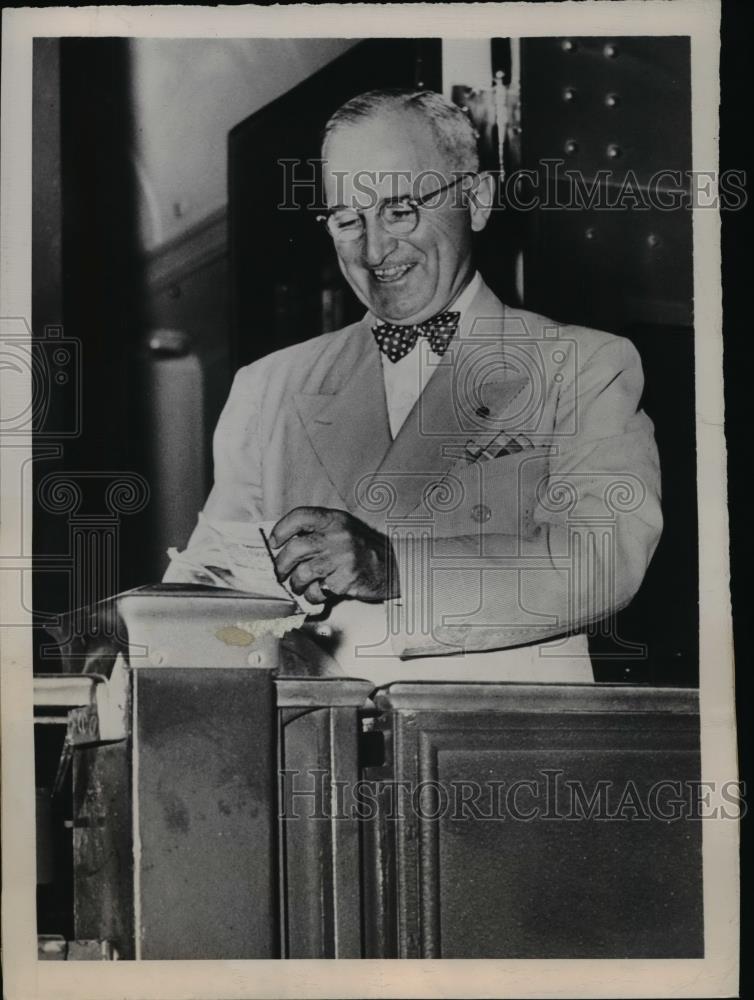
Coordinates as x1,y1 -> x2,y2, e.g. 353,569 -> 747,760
464,432 -> 536,463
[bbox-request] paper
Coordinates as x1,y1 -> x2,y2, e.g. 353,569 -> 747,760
166,514 -> 324,615
234,614 -> 307,641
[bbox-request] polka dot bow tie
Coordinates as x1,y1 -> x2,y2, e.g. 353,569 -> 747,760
372,311 -> 461,363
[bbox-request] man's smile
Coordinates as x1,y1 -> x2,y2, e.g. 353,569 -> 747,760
370,262 -> 417,283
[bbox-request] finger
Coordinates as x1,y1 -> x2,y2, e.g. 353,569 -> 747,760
288,557 -> 331,594
274,534 -> 325,580
271,507 -> 333,547
322,566 -> 353,597
303,580 -> 329,605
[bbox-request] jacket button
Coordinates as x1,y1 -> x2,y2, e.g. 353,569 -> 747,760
471,504 -> 492,523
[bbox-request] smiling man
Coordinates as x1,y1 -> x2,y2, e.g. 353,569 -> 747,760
320,94 -> 485,325
165,88 -> 662,683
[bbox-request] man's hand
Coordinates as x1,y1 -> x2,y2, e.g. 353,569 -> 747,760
270,507 -> 399,606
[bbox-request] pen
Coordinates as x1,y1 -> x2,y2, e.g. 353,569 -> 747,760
258,526 -> 279,580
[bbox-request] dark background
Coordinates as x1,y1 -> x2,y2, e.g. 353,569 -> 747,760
720,3 -> 751,998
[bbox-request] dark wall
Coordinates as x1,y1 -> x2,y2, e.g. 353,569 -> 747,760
33,38 -> 155,670
518,37 -> 695,683
521,36 -> 692,332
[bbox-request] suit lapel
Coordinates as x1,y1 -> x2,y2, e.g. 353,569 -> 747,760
373,280 -> 533,517
292,281 -> 535,522
371,351 -> 459,516
294,322 -> 392,511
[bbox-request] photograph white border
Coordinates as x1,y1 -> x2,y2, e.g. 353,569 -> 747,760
1,3 -> 736,998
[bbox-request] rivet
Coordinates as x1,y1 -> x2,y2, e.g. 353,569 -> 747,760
604,43 -> 618,58
585,227 -> 597,241
564,139 -> 579,155
561,39 -> 576,53
471,504 -> 492,523
606,143 -> 622,159
247,650 -> 264,667
605,92 -> 620,108
476,405 -> 491,418
149,650 -> 166,666
563,87 -> 576,103
647,233 -> 661,248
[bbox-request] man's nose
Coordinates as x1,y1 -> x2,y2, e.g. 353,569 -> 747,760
361,213 -> 398,266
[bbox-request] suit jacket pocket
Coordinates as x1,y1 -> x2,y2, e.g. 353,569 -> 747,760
422,449 -> 552,544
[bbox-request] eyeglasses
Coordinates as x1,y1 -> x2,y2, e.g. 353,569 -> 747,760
316,174 -> 473,243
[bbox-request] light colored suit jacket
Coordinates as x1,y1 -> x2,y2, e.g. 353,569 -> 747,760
167,279 -> 662,683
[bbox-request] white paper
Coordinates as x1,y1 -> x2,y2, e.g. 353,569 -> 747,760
167,513 -> 324,615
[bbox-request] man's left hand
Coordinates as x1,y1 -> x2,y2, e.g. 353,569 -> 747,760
270,507 -> 399,606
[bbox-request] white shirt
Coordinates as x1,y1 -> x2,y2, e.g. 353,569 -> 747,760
379,271 -> 482,438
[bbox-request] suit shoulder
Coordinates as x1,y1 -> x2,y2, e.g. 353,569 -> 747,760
561,322 -> 631,356
231,319 -> 367,388
507,305 -> 636,366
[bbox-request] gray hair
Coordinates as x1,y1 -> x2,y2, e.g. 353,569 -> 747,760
322,88 -> 480,174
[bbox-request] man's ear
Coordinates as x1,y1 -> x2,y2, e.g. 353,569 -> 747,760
469,171 -> 498,233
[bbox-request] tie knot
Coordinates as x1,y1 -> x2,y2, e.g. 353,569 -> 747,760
372,310 -> 460,363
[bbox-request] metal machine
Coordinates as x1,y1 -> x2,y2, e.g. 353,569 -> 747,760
35,586 -> 702,960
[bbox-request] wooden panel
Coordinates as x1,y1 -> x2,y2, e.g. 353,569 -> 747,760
520,36 -> 692,333
518,37 -> 696,685
278,677 -> 373,958
72,742 -> 134,957
363,683 -> 702,958
134,668 -> 278,958
432,740 -> 702,957
524,203 -> 692,331
522,36 -> 692,183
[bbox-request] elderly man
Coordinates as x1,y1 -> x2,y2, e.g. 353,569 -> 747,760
165,88 -> 662,684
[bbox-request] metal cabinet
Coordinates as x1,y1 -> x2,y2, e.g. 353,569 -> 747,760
36,590 -> 703,960
361,683 -> 703,958
66,676 -> 373,959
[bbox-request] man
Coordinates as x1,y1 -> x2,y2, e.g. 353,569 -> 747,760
165,88 -> 662,684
